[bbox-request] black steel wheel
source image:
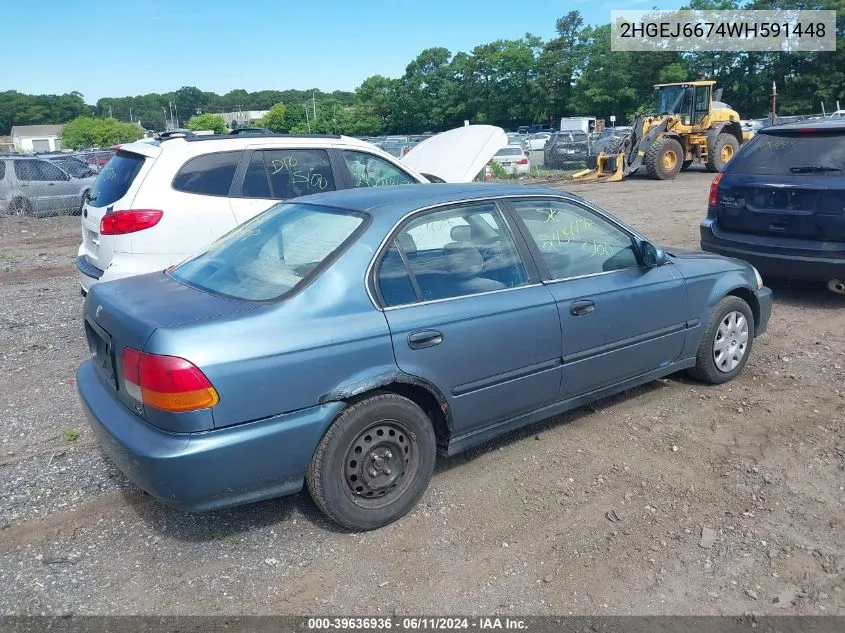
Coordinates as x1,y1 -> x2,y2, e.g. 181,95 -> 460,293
307,393 -> 436,530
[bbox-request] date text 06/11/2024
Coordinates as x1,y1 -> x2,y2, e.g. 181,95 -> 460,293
306,617 -> 529,630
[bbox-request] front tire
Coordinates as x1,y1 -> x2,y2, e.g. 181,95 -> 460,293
688,296 -> 755,384
706,133 -> 739,172
307,394 -> 437,530
644,138 -> 683,180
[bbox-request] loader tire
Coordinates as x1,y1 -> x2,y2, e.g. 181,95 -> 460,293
706,133 -> 739,172
644,138 -> 683,180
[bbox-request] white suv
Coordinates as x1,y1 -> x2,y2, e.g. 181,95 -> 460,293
76,127 -> 506,293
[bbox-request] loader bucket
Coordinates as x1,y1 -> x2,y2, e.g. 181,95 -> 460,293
571,153 -> 625,182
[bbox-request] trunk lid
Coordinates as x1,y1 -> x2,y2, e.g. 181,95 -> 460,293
717,127 -> 845,241
83,272 -> 259,415
401,125 -> 508,182
81,145 -> 159,271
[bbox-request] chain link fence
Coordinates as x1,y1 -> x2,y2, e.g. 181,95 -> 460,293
0,150 -> 114,218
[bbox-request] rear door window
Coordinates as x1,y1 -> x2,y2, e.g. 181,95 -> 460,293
88,151 -> 145,207
729,132 -> 845,176
172,151 -> 243,196
260,149 -> 336,199
14,160 -> 68,182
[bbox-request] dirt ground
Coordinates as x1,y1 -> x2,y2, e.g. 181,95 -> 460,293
0,170 -> 843,616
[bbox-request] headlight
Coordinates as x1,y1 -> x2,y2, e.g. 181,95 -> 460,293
751,265 -> 764,289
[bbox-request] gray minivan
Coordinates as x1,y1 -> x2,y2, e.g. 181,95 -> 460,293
0,156 -> 96,217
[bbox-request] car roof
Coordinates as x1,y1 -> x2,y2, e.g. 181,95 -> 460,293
118,133 -> 382,155
293,183 -> 566,220
761,119 -> 845,133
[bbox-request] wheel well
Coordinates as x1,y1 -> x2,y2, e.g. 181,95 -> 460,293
344,382 -> 451,452
727,287 -> 760,332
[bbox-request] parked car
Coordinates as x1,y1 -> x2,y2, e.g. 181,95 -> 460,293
491,145 -> 530,176
79,149 -> 116,173
526,133 -> 552,151
0,155 -> 95,216
506,133 -> 529,151
517,125 -> 530,135
44,154 -> 97,180
77,183 -> 771,530
700,118 -> 845,294
76,127 -> 507,293
543,131 -> 592,169
230,127 -> 272,135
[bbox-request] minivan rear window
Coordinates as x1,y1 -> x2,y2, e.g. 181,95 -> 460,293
88,151 -> 145,207
729,131 -> 845,176
170,202 -> 367,301
496,148 -> 523,156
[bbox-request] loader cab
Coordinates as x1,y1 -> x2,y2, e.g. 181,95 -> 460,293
656,82 -> 713,127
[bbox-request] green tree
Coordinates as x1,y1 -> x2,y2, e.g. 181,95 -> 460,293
258,102 -> 288,132
186,113 -> 227,134
61,116 -> 144,150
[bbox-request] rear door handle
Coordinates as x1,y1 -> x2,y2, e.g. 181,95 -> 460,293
570,299 -> 595,316
408,329 -> 443,350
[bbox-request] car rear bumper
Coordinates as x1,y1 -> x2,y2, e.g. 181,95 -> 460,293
77,360 -> 344,512
700,219 -> 845,282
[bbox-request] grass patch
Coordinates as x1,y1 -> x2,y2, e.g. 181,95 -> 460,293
63,429 -> 81,442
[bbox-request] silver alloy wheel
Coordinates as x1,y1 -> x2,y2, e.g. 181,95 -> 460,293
713,311 -> 749,373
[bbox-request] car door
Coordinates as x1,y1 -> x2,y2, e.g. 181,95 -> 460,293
374,200 -> 562,436
229,148 -> 338,224
36,160 -> 77,213
507,197 -> 688,400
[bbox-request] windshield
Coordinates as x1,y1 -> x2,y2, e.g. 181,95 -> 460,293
657,86 -> 688,115
728,132 -> 845,176
169,202 -> 367,301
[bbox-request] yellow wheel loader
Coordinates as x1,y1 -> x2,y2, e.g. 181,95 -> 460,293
572,81 -> 751,182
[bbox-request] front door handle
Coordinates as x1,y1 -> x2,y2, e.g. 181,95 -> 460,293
408,329 -> 443,350
570,299 -> 595,316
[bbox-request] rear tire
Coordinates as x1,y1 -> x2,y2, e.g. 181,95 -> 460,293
644,138 -> 683,180
688,296 -> 755,385
76,191 -> 89,216
307,394 -> 437,531
706,133 -> 739,172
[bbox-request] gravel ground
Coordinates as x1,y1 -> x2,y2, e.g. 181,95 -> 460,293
0,170 -> 843,616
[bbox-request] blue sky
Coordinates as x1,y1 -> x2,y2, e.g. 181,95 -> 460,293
6,0 -> 684,102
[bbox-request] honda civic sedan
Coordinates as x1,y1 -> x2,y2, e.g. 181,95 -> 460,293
77,183 -> 772,530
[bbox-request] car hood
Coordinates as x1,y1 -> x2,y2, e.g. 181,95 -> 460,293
401,125 -> 508,183
666,247 -> 737,262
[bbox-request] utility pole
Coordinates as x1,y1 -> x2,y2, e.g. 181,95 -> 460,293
304,104 -> 312,133
169,101 -> 174,129
129,107 -> 133,124
174,102 -> 180,129
109,105 -> 113,118
312,91 -> 317,121
162,106 -> 168,130
771,81 -> 777,126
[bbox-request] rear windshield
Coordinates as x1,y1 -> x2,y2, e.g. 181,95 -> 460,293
88,151 -> 145,207
170,203 -> 367,301
729,132 -> 845,176
496,147 -> 523,156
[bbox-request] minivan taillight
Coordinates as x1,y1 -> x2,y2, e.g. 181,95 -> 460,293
708,173 -> 723,208
121,348 -> 219,412
100,210 -> 163,235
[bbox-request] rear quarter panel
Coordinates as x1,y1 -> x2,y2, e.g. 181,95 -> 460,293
144,235 -> 396,429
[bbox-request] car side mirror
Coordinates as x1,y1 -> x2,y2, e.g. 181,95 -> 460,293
641,241 -> 666,267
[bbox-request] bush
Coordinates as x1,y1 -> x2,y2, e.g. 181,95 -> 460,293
186,113 -> 228,134
61,116 -> 144,150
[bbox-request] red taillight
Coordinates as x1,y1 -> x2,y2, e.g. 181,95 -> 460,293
517,158 -> 529,165
121,348 -> 219,412
708,173 -> 723,207
100,210 -> 163,235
